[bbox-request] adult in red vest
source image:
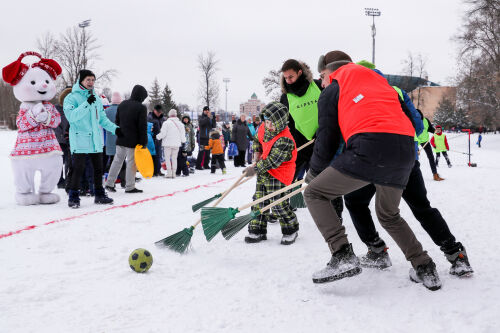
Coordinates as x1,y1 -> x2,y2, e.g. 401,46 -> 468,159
303,50 -> 441,291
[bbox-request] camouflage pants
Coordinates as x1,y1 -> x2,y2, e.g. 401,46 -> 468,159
248,173 -> 298,235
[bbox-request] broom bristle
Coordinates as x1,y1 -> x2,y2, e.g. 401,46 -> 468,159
200,207 -> 239,241
192,193 -> 222,212
290,191 -> 306,209
155,226 -> 194,254
221,211 -> 259,240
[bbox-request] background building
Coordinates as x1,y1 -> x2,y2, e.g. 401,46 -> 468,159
240,93 -> 266,119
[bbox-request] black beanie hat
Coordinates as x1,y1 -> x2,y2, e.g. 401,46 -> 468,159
203,106 -> 210,111
78,69 -> 95,84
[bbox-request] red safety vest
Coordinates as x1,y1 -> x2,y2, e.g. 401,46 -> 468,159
329,63 -> 415,143
258,125 -> 297,185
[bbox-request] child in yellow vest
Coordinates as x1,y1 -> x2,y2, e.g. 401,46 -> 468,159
430,125 -> 452,168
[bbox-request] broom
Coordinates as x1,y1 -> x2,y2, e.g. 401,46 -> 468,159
200,179 -> 305,241
155,170 -> 250,253
191,139 -> 315,212
288,139 -> 315,209
221,185 -> 306,240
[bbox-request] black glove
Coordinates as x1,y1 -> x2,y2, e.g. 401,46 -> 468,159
243,165 -> 257,177
115,127 -> 124,137
87,94 -> 96,105
187,151 -> 192,156
305,169 -> 319,184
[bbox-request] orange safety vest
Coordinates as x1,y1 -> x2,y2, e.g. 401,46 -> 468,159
329,63 -> 415,143
258,125 -> 297,185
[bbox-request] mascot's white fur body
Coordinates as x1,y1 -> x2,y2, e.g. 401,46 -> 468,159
2,52 -> 63,205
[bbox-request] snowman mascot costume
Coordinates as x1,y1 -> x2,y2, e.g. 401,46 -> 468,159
2,51 -> 63,205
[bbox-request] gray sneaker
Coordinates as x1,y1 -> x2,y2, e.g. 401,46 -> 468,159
409,261 -> 442,291
312,243 -> 362,284
360,247 -> 392,269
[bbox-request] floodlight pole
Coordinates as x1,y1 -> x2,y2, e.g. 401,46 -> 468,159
364,8 -> 381,65
78,19 -> 91,69
223,78 -> 231,122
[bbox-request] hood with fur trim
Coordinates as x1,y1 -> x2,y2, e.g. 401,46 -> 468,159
280,61 -> 313,94
58,87 -> 72,106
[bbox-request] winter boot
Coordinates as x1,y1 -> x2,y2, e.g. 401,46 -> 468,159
281,232 -> 298,245
312,243 -> 362,283
360,238 -> 392,269
244,231 -> 267,243
125,188 -> 143,194
445,245 -> 473,277
68,190 -> 80,208
94,187 -> 113,205
433,173 -> 445,181
409,260 -> 442,291
105,185 -> 116,192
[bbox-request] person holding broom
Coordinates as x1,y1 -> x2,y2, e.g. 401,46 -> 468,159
304,51 -> 441,290
242,102 -> 299,245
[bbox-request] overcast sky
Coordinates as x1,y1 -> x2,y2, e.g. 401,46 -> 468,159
0,0 -> 467,113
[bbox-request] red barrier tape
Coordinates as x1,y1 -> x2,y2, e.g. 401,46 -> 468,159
0,177 -> 234,240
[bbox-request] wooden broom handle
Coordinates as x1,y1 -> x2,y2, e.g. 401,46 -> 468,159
191,166 -> 254,228
237,179 -> 305,211
260,186 -> 306,213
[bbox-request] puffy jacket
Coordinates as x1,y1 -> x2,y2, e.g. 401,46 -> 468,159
104,104 -> 118,155
205,131 -> 224,155
64,82 -> 118,154
115,85 -> 148,148
157,117 -> 186,147
147,122 -> 156,155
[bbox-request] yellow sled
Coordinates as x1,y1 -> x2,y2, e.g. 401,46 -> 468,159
135,145 -> 154,179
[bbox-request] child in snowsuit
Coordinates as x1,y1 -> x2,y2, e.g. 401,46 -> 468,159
431,125 -> 452,168
205,129 -> 226,174
477,134 -> 482,148
243,102 -> 299,245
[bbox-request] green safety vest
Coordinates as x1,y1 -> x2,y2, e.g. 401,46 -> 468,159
417,118 -> 430,144
392,86 -> 418,142
432,133 -> 447,152
287,82 -> 321,140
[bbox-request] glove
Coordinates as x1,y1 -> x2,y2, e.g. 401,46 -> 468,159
243,165 -> 257,177
87,94 -> 96,105
32,103 -> 45,116
35,111 -> 49,123
115,127 -> 124,137
187,151 -> 192,157
305,169 -> 319,184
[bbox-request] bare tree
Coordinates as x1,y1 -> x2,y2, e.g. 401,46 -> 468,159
198,51 -> 219,109
401,52 -> 428,107
455,0 -> 499,128
37,26 -> 116,88
262,69 -> 282,101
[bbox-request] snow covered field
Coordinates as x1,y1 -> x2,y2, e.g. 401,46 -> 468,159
1,129 -> 499,333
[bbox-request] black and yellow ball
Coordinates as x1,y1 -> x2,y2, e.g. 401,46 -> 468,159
129,248 -> 153,273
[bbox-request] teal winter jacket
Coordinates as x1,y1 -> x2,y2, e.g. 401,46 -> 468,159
64,82 -> 118,154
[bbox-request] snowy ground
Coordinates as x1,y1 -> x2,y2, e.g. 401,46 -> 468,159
1,129 -> 499,333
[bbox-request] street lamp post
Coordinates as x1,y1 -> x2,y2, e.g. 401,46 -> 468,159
78,19 -> 91,69
364,8 -> 381,65
223,78 -> 231,122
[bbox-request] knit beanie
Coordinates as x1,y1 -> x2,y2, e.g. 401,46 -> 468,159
317,50 -> 352,72
78,69 -> 95,84
111,92 -> 122,104
168,109 -> 178,117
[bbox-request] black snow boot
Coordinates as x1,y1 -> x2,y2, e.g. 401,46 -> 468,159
443,243 -> 473,277
244,230 -> 267,243
360,238 -> 392,269
409,260 -> 442,291
312,243 -> 362,284
68,190 -> 80,208
94,187 -> 113,205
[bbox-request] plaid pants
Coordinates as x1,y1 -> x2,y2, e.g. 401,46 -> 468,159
248,173 -> 298,235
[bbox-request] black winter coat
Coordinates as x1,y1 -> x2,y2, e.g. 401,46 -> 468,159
115,85 -> 148,148
231,119 -> 252,151
198,113 -> 216,143
310,80 -> 416,189
54,104 -> 69,145
147,111 -> 164,144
